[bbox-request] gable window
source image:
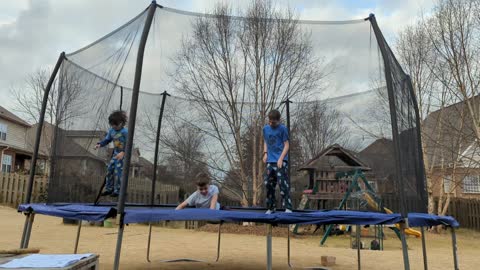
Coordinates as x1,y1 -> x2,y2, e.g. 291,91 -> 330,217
463,175 -> 480,193
1,154 -> 12,173
0,123 -> 7,141
443,175 -> 452,193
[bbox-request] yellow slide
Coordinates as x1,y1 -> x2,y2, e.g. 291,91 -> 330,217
364,193 -> 421,238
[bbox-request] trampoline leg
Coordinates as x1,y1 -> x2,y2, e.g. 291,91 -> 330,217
266,224 -> 273,270
420,226 -> 428,270
451,227 -> 459,270
74,221 -> 82,254
23,214 -> 35,249
147,223 -> 153,262
356,224 -> 361,270
287,226 -> 292,268
215,222 -> 222,262
20,214 -> 30,248
399,222 -> 411,270
113,216 -> 125,270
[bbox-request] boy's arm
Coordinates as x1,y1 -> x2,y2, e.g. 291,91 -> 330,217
98,130 -> 112,147
176,192 -> 196,210
115,129 -> 128,160
209,194 -> 219,210
279,140 -> 290,161
175,200 -> 189,210
277,126 -> 290,168
263,141 -> 268,163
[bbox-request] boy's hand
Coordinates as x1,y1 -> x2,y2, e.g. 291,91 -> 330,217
115,152 -> 125,160
94,143 -> 101,150
263,153 -> 267,163
277,159 -> 283,169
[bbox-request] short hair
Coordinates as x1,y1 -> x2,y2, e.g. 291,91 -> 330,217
195,172 -> 210,187
268,110 -> 281,121
109,110 -> 127,126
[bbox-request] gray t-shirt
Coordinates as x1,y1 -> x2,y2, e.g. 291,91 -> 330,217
186,185 -> 219,208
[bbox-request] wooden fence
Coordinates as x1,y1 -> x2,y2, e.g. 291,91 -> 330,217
0,173 -> 48,207
0,173 -> 180,207
434,198 -> 480,231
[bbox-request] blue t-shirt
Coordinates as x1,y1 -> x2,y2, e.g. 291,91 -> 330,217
98,127 -> 128,154
263,124 -> 289,163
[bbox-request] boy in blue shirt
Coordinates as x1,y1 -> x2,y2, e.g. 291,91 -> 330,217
263,109 -> 292,213
95,111 -> 128,197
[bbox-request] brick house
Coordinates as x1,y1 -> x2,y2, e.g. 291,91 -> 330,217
0,106 -> 48,174
423,97 -> 480,199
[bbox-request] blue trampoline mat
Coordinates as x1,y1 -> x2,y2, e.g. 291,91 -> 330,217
18,203 -> 459,227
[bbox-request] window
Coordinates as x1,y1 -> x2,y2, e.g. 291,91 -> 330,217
443,175 -> 452,193
1,154 -> 12,173
0,123 -> 7,141
463,175 -> 480,193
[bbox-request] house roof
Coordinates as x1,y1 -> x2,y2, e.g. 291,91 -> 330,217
299,144 -> 370,171
0,106 -> 31,127
357,138 -> 395,180
423,96 -> 479,167
65,130 -> 106,138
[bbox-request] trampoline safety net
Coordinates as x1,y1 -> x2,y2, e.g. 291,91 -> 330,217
44,2 -> 427,214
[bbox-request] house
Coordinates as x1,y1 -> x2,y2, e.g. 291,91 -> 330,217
423,97 -> 480,199
0,106 -> 48,174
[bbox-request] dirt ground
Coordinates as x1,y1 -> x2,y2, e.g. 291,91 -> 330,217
0,206 -> 479,270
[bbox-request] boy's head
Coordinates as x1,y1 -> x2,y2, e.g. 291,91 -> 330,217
268,110 -> 281,128
195,172 -> 210,195
109,111 -> 127,130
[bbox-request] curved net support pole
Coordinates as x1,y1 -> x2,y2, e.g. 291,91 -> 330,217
113,2 -> 157,270
281,98 -> 293,183
369,13 -> 410,270
146,91 -> 170,262
20,52 -> 65,249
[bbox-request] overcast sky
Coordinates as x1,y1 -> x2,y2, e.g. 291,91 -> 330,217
0,0 -> 436,112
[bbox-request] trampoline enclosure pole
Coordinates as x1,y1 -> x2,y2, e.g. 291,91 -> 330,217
113,3 -> 157,270
20,52 -> 64,249
150,91 -> 169,205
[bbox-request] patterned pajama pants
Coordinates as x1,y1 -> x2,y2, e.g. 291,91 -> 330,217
105,156 -> 123,194
264,162 -> 292,211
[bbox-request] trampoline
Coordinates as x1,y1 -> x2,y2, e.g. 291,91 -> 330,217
18,203 -> 459,269
16,1 -> 454,269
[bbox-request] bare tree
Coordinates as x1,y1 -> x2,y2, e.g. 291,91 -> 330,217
294,101 -> 349,160
10,67 -> 85,171
11,68 -> 58,125
396,0 -> 480,217
396,19 -> 439,213
172,1 -> 325,206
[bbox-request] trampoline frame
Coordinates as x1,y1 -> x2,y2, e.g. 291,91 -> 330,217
18,203 -> 460,270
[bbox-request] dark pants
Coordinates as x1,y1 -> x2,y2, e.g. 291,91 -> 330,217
105,156 -> 123,194
264,162 -> 292,211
